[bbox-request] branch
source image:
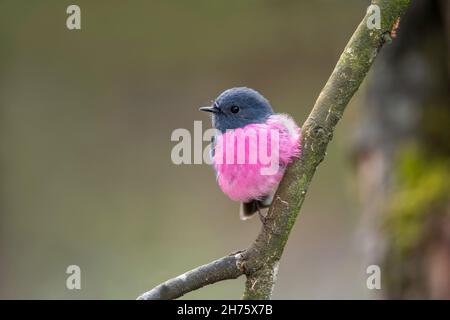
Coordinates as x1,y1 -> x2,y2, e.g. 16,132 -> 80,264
241,0 -> 411,299
137,253 -> 244,300
138,0 -> 411,300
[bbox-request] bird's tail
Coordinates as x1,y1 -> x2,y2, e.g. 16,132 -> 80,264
240,195 -> 273,220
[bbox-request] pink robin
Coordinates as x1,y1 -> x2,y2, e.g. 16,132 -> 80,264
200,87 -> 301,221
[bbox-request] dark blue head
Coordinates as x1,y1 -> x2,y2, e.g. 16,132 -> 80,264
200,87 -> 274,132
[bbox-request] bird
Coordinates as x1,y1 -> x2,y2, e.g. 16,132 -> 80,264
200,87 -> 301,221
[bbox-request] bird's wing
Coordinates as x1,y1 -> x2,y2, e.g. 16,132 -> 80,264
210,134 -> 216,159
210,134 -> 220,178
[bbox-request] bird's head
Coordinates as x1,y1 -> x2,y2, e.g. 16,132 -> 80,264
200,87 -> 274,132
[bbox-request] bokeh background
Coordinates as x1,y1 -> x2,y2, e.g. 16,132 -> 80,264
1,0 -> 448,299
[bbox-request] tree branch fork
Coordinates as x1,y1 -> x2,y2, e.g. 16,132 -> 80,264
137,0 -> 411,300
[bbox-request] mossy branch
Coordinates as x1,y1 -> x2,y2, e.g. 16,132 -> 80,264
137,0 -> 411,300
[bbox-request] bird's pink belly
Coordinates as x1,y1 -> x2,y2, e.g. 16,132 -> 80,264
212,116 -> 300,202
215,163 -> 284,202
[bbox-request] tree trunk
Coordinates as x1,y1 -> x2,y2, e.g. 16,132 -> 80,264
355,0 -> 450,299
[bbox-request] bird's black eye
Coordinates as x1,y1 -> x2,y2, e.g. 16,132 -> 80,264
230,105 -> 240,114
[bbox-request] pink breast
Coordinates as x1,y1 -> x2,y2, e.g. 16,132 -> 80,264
213,114 -> 301,202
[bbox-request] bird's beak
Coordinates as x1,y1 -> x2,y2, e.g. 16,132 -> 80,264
199,105 -> 220,113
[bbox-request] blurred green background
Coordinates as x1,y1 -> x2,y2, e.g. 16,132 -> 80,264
0,0 -> 371,299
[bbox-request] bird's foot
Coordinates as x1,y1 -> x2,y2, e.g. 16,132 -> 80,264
257,207 -> 269,229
